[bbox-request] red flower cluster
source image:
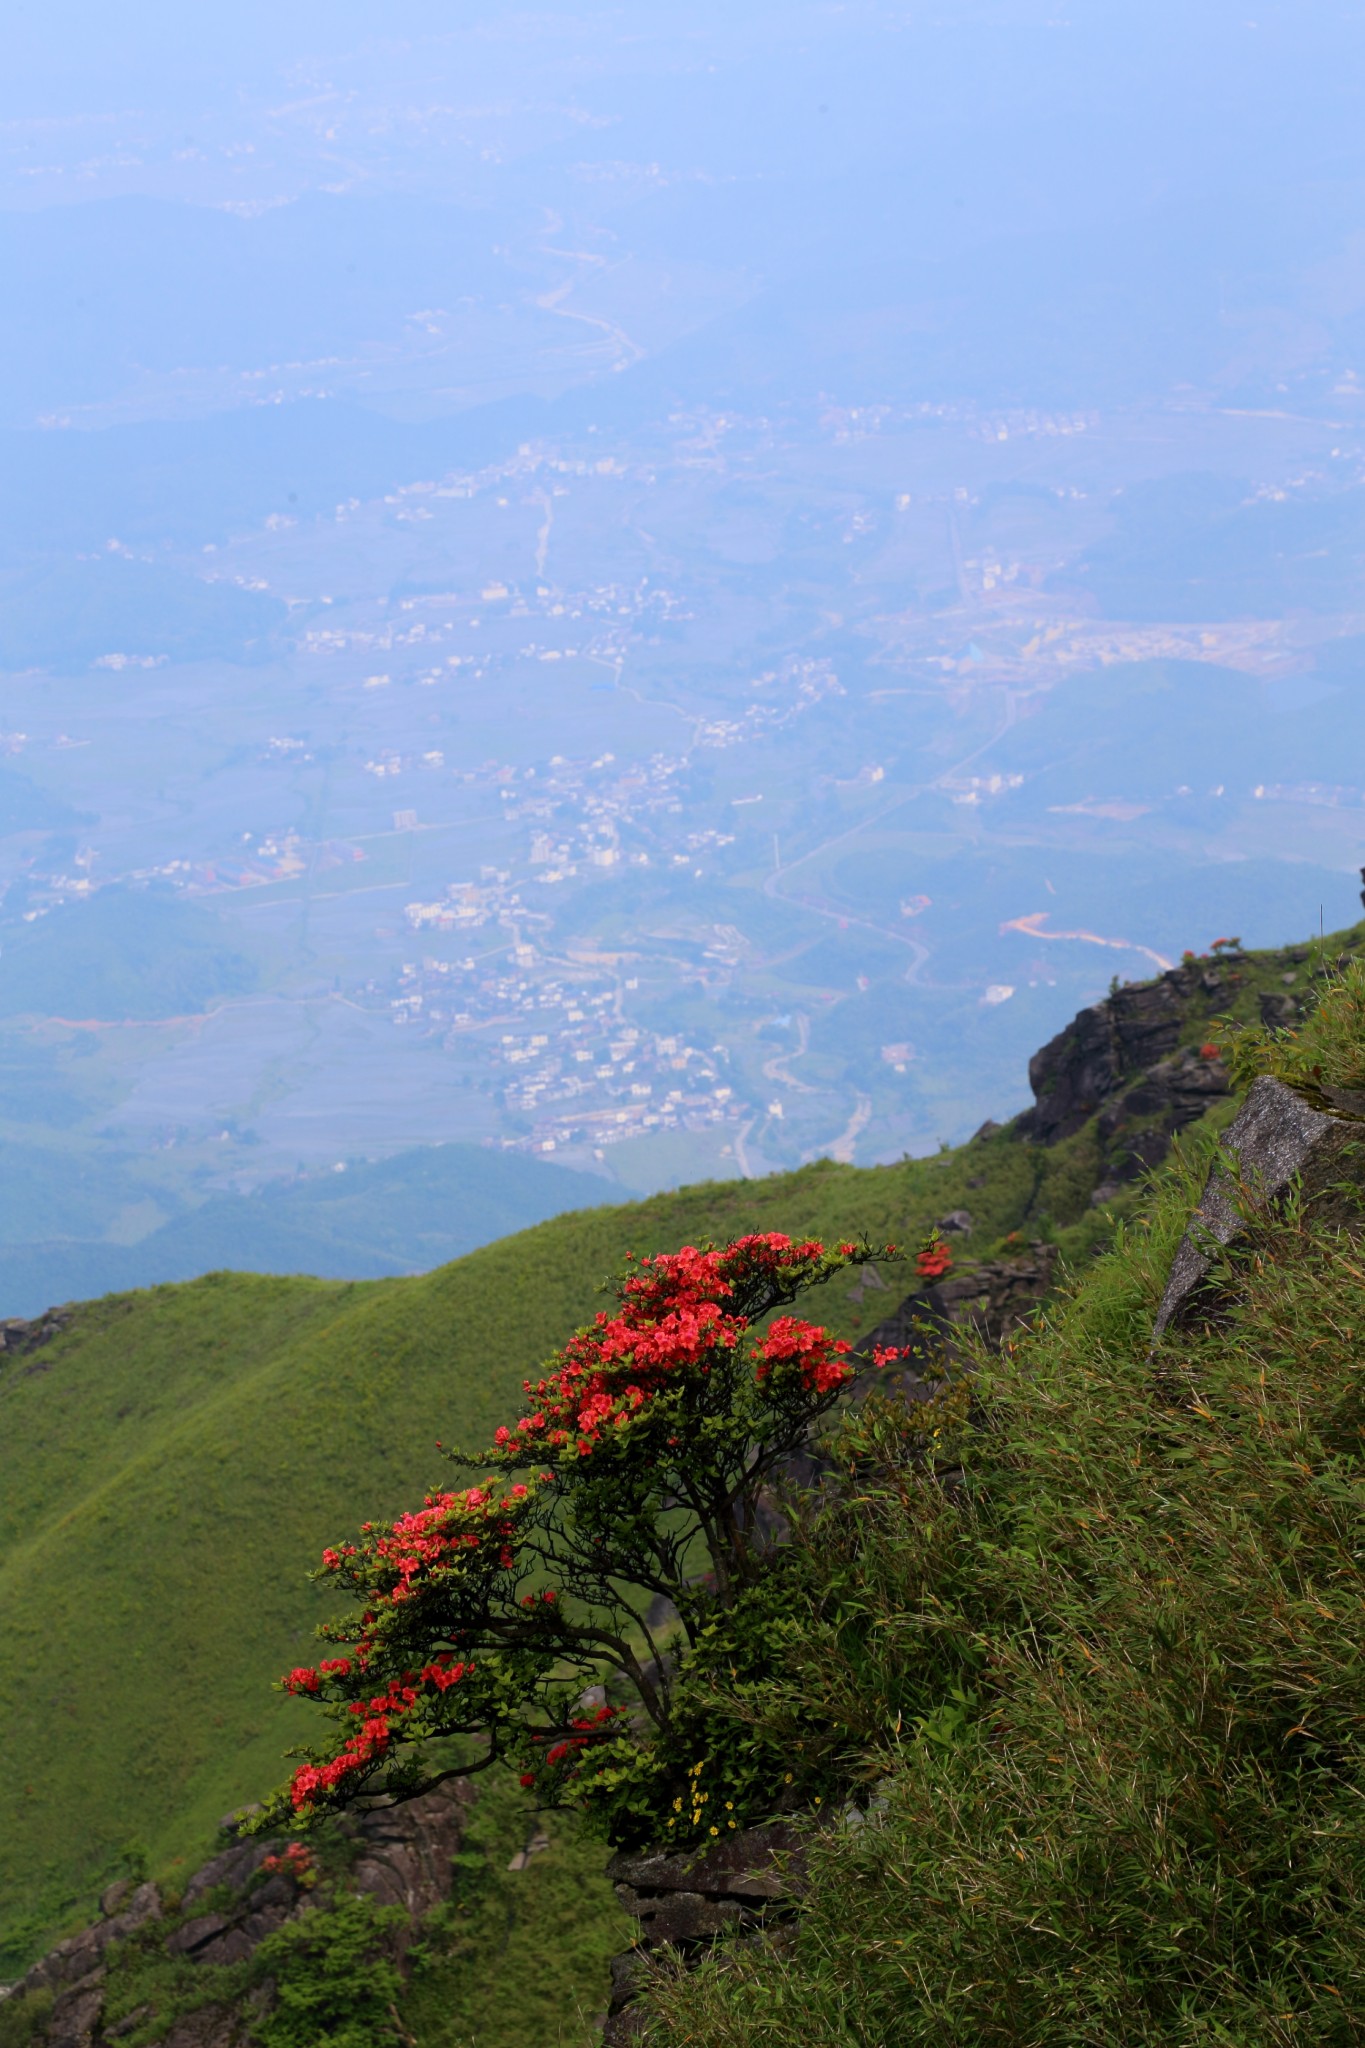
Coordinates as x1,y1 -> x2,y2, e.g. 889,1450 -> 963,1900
262,1841 -> 314,1880
1200,1042 -> 1221,1061
423,1655 -> 471,1693
533,1704 -> 618,1776
288,1658 -> 473,1810
487,1234 -> 843,1463
283,1656 -> 359,1695
286,1233 -> 887,1813
328,1481 -> 538,1610
916,1241 -> 953,1281
377,1486 -> 486,1591
290,1719 -> 390,1810
753,1316 -> 852,1394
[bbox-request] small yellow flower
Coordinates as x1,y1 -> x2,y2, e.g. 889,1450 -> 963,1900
709,1826 -> 719,1836
725,1801 -> 733,1811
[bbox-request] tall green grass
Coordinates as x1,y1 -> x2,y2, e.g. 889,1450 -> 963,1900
637,1137 -> 1365,2044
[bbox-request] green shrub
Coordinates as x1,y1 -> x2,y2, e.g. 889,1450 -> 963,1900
0,1989 -> 53,2048
255,1231 -> 941,1850
254,1893 -> 407,2048
401,1765 -> 629,2048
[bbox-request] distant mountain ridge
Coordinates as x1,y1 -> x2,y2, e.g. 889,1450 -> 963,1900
0,1140 -> 614,1318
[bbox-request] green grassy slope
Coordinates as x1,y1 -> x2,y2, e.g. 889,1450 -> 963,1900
1,926 -> 1353,1975
0,1147 -> 1053,1971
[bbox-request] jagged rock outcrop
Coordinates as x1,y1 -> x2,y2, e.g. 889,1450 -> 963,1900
12,1881 -> 164,2048
1016,957 -> 1246,1172
1,1781 -> 474,2048
1153,1075 -> 1365,1341
0,1306 -> 73,1363
602,1823 -> 804,2044
863,1241 -> 1061,1364
862,952 -> 1318,1361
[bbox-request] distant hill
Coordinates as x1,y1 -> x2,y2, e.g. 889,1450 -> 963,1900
1073,470 -> 1365,621
0,194 -> 510,437
0,556 -> 285,672
0,393 -> 557,562
0,763 -> 85,835
983,652 -> 1365,810
0,1141 -> 615,1317
0,889 -> 259,1022
0,922 -> 1354,1978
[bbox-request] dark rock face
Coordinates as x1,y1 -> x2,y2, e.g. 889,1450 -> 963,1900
343,1778 -> 473,1920
0,1307 -> 73,1362
157,2007 -> 251,2048
602,1823 -> 804,2044
16,1884 -> 163,2001
858,954 -> 1320,1364
2,1781 -> 474,2048
1018,973 -> 1195,1146
860,1243 -> 1061,1383
1017,963 -> 1239,1158
1259,990 -> 1300,1030
340,1778 -> 477,1976
929,1245 -> 1061,1350
1153,1076 -> 1365,1341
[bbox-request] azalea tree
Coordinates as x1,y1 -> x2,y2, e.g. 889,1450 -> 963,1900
263,1229 -> 950,1844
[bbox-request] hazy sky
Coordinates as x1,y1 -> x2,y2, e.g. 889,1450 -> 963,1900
5,2 -> 1364,435
6,2 -> 1362,205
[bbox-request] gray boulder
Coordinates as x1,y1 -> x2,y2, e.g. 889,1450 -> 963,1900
1153,1076 -> 1365,1342
46,1973 -> 105,2048
16,1884 -> 162,1999
7,1777 -> 477,2047
603,1822 -> 804,2044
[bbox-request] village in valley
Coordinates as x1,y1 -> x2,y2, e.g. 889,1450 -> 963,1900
5,383 -> 1365,1198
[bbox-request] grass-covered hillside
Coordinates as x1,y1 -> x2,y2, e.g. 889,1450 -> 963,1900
1,923 -> 1358,1990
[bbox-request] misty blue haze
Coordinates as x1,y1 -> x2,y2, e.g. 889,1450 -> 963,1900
1,0 -> 1363,1311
